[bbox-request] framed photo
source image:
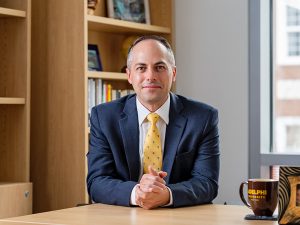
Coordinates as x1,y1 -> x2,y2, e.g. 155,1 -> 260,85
107,0 -> 151,24
88,44 -> 102,71
278,166 -> 300,224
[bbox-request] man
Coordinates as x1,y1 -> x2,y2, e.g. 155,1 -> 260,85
87,35 -> 220,209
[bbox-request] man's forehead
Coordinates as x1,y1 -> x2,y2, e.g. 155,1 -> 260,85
132,60 -> 168,66
132,39 -> 166,51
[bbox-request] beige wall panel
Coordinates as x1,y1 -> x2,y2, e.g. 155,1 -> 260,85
30,0 -> 85,213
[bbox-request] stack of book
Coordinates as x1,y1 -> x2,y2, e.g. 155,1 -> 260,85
88,78 -> 135,125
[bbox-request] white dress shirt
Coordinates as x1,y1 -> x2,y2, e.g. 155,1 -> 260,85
130,94 -> 173,206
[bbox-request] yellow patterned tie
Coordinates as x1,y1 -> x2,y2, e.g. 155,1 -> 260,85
143,113 -> 162,173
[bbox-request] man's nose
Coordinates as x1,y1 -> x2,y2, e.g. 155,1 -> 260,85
145,68 -> 157,80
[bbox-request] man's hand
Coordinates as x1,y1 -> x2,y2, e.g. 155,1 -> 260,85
136,166 -> 170,209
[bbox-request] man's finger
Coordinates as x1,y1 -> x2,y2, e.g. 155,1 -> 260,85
139,182 -> 166,193
158,171 -> 167,178
148,166 -> 168,178
148,165 -> 158,176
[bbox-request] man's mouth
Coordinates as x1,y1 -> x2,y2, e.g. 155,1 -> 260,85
143,83 -> 162,89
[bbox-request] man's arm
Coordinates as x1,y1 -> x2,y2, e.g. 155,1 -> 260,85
168,108 -> 220,207
86,107 -> 137,206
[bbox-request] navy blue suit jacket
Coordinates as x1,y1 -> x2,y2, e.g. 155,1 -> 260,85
87,93 -> 220,207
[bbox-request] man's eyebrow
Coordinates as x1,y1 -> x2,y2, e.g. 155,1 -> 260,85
154,61 -> 167,65
134,63 -> 147,67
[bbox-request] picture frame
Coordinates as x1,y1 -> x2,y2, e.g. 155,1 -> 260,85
88,44 -> 102,71
107,0 -> 151,24
278,166 -> 300,224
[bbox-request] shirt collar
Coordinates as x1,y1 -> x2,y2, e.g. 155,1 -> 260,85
136,94 -> 170,126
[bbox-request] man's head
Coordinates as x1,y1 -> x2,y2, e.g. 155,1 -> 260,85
127,35 -> 175,68
126,35 -> 176,112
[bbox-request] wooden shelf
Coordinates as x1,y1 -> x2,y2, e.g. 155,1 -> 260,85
87,71 -> 128,80
0,7 -> 26,18
0,97 -> 26,104
0,182 -> 32,219
0,1 -> 30,218
87,15 -> 171,34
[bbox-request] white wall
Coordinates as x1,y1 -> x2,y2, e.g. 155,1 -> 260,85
174,0 -> 249,204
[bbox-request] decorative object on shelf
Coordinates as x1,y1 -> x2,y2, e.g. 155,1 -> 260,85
107,0 -> 150,24
120,35 -> 139,72
278,166 -> 300,224
87,0 -> 98,15
88,44 -> 102,71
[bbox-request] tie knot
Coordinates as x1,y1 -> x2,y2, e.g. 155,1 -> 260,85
147,113 -> 159,124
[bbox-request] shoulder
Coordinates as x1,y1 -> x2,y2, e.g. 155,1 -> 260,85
171,93 -> 218,116
171,93 -> 219,129
92,94 -> 136,118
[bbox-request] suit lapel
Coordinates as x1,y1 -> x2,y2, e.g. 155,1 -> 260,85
119,96 -> 140,181
163,93 -> 187,183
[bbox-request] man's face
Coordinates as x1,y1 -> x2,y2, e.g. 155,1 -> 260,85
126,40 -> 176,110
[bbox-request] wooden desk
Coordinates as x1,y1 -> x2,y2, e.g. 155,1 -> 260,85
0,222 -> 47,225
0,204 -> 277,225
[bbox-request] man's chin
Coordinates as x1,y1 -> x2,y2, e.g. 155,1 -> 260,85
141,94 -> 166,105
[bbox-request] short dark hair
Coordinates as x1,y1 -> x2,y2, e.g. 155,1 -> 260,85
126,35 -> 175,68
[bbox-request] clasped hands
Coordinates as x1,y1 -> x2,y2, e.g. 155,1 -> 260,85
136,166 -> 170,210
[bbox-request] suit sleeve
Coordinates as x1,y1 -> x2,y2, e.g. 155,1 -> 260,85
168,109 -> 220,207
86,107 -> 137,206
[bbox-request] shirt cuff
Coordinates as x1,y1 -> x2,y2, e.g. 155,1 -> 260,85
164,186 -> 173,206
130,185 -> 138,206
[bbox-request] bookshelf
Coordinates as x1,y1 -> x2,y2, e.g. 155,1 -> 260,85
88,71 -> 127,80
87,15 -> 171,33
0,0 -> 32,219
0,97 -> 26,104
31,0 -> 173,212
0,7 -> 26,17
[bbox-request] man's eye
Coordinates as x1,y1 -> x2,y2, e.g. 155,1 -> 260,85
156,65 -> 166,72
136,67 -> 146,72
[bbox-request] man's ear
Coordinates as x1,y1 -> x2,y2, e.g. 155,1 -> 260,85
126,68 -> 132,84
172,66 -> 177,82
